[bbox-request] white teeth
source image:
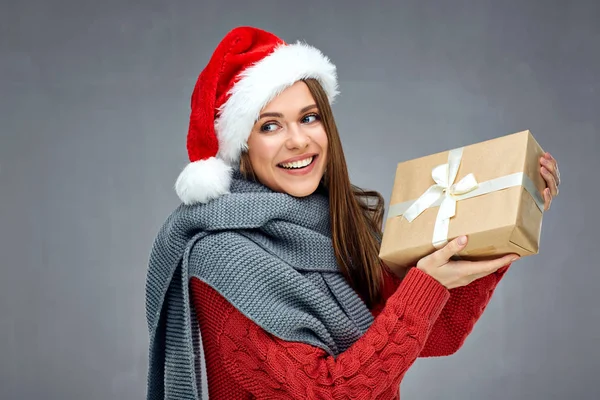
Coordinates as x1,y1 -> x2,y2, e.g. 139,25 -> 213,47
280,156 -> 314,169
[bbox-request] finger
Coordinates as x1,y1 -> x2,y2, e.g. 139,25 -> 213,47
427,236 -> 468,266
548,153 -> 560,184
543,188 -> 552,211
544,152 -> 557,168
541,166 -> 559,197
541,154 -> 560,186
464,254 -> 519,277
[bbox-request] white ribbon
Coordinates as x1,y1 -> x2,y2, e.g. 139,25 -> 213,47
389,147 -> 545,248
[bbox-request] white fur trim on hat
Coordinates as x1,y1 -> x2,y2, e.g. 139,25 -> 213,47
214,41 -> 339,164
175,157 -> 232,205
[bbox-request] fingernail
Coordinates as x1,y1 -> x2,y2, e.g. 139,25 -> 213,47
510,255 -> 520,261
458,236 -> 467,245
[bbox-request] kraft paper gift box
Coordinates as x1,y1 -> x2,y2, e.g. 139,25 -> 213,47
379,130 -> 547,271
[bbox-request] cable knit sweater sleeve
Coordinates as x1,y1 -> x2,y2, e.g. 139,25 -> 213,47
375,264 -> 512,358
419,264 -> 510,357
191,267 -> 449,399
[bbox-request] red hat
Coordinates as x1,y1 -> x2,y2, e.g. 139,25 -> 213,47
174,26 -> 339,205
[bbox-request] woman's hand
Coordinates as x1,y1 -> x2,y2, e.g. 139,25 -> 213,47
540,152 -> 560,211
416,236 -> 518,289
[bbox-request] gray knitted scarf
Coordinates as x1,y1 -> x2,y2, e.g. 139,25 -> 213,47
145,169 -> 375,399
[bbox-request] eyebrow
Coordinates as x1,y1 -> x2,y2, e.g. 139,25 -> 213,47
258,104 -> 318,120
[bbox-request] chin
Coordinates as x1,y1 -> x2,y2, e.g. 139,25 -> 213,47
282,181 -> 322,197
275,172 -> 325,198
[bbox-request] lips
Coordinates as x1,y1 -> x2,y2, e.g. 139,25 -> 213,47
277,154 -> 318,169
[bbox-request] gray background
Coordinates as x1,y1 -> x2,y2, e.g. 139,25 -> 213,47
1,0 -> 598,399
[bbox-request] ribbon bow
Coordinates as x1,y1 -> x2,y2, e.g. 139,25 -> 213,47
403,148 -> 478,247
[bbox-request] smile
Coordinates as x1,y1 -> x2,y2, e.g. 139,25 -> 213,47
278,156 -> 316,169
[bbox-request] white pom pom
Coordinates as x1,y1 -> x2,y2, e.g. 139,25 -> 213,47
174,157 -> 232,205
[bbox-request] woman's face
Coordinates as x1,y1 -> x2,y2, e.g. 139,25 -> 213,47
246,81 -> 328,197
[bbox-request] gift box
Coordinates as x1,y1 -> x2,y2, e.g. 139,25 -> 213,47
379,130 -> 547,271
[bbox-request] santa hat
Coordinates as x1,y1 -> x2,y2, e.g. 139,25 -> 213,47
174,26 -> 339,205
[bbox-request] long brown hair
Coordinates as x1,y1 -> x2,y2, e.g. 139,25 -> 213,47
240,78 -> 386,308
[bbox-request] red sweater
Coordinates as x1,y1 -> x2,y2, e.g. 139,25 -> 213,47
190,264 -> 509,399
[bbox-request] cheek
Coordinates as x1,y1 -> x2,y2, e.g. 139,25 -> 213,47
315,128 -> 328,154
248,136 -> 279,168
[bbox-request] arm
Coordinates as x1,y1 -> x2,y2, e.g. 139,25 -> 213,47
377,263 -> 511,357
193,267 -> 449,399
419,264 -> 510,357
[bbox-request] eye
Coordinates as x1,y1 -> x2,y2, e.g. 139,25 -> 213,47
301,113 -> 320,124
260,122 -> 279,133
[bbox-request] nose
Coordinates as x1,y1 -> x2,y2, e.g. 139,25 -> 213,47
285,123 -> 310,150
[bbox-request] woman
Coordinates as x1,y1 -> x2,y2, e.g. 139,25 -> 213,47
145,26 -> 560,399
